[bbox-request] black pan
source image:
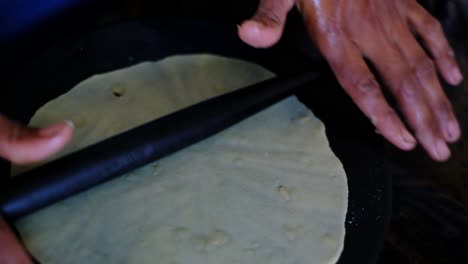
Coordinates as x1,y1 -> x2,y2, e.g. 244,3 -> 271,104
0,18 -> 391,264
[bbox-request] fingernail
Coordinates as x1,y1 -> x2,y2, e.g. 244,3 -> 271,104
39,120 -> 73,137
39,124 -> 64,137
451,67 -> 463,84
370,116 -> 378,126
65,120 -> 75,129
401,129 -> 416,146
445,120 -> 460,142
435,140 -> 450,161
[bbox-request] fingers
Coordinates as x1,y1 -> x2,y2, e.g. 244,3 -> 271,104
238,0 -> 295,48
391,22 -> 461,143
0,115 -> 73,164
295,0 -> 460,161
407,2 -> 463,85
0,217 -> 32,264
364,35 -> 451,161
305,21 -> 416,150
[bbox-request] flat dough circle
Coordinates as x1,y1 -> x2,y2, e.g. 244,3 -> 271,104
14,55 -> 348,264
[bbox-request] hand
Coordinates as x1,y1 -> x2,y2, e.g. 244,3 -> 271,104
0,216 -> 33,264
0,115 -> 73,263
238,0 -> 463,161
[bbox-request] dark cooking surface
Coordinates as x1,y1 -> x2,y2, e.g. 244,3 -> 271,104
1,17 -> 391,263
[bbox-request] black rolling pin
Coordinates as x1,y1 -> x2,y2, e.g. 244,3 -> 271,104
0,71 -> 319,219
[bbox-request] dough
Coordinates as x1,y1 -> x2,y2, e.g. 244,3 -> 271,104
11,55 -> 275,175
14,55 -> 348,264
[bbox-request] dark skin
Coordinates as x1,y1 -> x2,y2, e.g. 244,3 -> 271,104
1,0 -> 463,261
239,0 -> 463,161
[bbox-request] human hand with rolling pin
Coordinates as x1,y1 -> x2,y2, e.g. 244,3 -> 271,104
1,0 -> 464,261
0,115 -> 73,263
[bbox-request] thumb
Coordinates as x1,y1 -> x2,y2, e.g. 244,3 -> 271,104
238,0 -> 296,48
0,115 -> 74,164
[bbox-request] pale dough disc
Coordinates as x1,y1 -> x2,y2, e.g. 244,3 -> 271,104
11,55 -> 274,176
14,55 -> 348,264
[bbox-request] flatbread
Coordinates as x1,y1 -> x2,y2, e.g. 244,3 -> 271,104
14,55 -> 348,264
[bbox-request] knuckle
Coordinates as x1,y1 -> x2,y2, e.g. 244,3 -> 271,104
7,123 -> 20,147
418,112 -> 433,128
423,17 -> 443,35
435,100 -> 453,119
398,78 -> 418,101
343,75 -> 381,104
448,49 -> 455,57
316,22 -> 345,56
372,108 -> 397,127
406,0 -> 421,12
400,0 -> 414,8
256,7 -> 282,26
322,22 -> 344,38
413,106 -> 433,128
354,77 -> 380,97
414,57 -> 436,78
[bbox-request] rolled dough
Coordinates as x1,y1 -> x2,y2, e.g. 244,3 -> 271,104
14,55 -> 348,264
